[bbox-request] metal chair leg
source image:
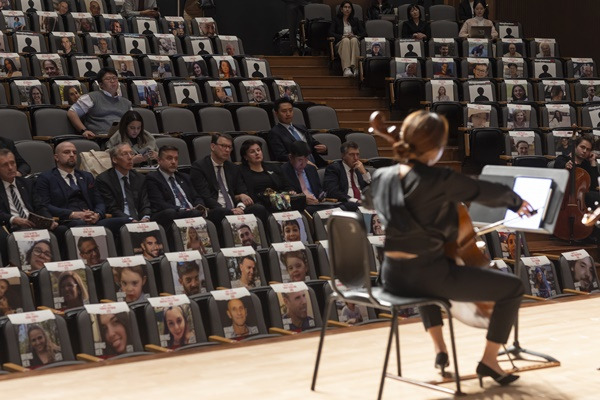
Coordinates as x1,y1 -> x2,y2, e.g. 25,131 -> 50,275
443,305 -> 463,396
378,308 -> 397,400
394,309 -> 401,376
311,296 -> 335,391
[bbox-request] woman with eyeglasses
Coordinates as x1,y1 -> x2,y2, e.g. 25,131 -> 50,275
25,240 -> 52,271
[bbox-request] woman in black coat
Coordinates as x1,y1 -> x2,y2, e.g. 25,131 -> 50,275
400,3 -> 430,40
329,1 -> 365,77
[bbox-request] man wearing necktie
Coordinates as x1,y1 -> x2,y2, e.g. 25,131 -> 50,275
267,98 -> 328,168
323,141 -> 371,211
0,149 -> 55,264
146,145 -> 228,241
122,0 -> 159,18
35,141 -> 131,238
96,143 -> 152,222
190,133 -> 269,230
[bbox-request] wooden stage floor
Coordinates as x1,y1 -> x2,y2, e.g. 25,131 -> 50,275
1,296 -> 599,400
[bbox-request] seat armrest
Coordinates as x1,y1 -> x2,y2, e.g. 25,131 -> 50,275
208,335 -> 235,344
77,353 -> 102,362
145,344 -> 171,353
327,320 -> 349,328
523,294 -> 546,301
269,327 -> 294,335
3,363 -> 28,372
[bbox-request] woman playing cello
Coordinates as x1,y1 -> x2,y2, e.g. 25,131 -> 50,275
366,110 -> 534,387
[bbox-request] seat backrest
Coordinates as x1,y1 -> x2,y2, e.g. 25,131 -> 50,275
120,222 -> 169,257
313,133 -> 342,161
208,288 -> 269,339
346,132 -> 379,159
465,103 -> 498,128
199,106 -> 235,132
107,54 -> 140,77
32,108 -> 78,138
170,216 -> 221,254
396,4 -> 424,21
72,139 -> 101,168
159,251 -> 214,295
236,106 -> 271,132
463,80 -> 495,102
542,104 -> 575,128
215,247 -> 266,289
0,267 -> 34,315
31,53 -> 69,77
267,242 -> 317,283
36,260 -> 98,310
268,211 -> 314,244
365,19 -> 394,39
503,104 -> 538,129
191,16 -> 218,37
272,79 -> 303,102
15,140 -> 54,174
10,80 -> 51,107
142,54 -> 176,79
530,38 -> 559,58
157,107 -> 198,134
155,136 -> 192,168
129,79 -> 167,107
394,38 -> 424,58
233,134 -> 270,163
51,80 -> 88,107
7,229 -> 61,272
429,20 -> 458,38
497,22 -> 522,39
536,80 -> 571,102
335,3 -> 363,20
267,282 -> 322,332
120,33 -> 152,55
131,16 -> 160,35
14,31 -> 47,53
166,80 -> 203,104
470,128 -> 506,166
76,302 -> 146,358
221,214 -> 268,249
100,256 -> 158,302
65,226 -> 117,266
505,130 -> 542,156
428,38 -> 458,57
240,57 -> 272,79
304,3 -> 332,21
426,79 -> 458,103
312,207 -> 344,241
83,32 -> 117,55
429,4 -> 457,21
531,58 -> 563,79
497,57 -> 528,80
214,35 -> 245,56
183,36 -> 215,57
192,135 -> 214,160
566,58 -> 596,79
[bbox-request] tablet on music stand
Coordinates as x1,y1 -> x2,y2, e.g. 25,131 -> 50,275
469,25 -> 492,39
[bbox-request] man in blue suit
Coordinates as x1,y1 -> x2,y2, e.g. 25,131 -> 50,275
35,141 -> 130,237
323,141 -> 371,212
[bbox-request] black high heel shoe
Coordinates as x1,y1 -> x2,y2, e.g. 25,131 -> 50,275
476,362 -> 519,387
435,352 -> 449,375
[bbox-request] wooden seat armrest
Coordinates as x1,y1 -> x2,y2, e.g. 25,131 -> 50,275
531,253 -> 559,261
563,288 -> 589,295
378,312 -> 393,319
420,100 -> 431,105
215,286 -> 227,290
318,275 -> 331,280
36,306 -> 64,316
327,320 -> 349,328
370,271 -> 378,277
269,327 -> 295,335
457,127 -> 469,132
385,77 -> 395,82
77,353 -> 102,362
523,294 -> 546,301
268,281 -> 282,285
323,197 -> 338,203
544,155 -> 556,160
159,292 -> 174,296
100,299 -> 115,303
3,363 -> 28,372
496,258 -> 516,265
32,136 -> 54,141
145,344 -> 171,353
499,155 -> 513,161
208,335 -> 235,344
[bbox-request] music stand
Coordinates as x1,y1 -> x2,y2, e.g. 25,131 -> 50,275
469,166 -> 569,364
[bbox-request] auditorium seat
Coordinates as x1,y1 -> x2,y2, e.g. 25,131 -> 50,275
120,222 -> 170,258
220,214 -> 269,249
428,4 -> 457,22
312,207 -> 343,241
130,16 -> 161,35
82,33 -> 117,55
169,216 -> 221,255
69,54 -> 103,79
267,282 -> 323,334
31,108 -> 79,141
164,79 -> 204,105
47,32 -> 78,54
183,36 -> 215,56
9,79 -> 51,107
232,134 -> 270,162
312,133 -> 342,161
429,20 -> 459,38
31,53 -> 69,78
133,107 -> 160,134
64,226 -> 118,266
99,256 -> 159,303
14,141 -> 54,174
214,247 -> 267,289
158,251 -> 214,295
0,266 -> 35,314
267,241 -> 318,283
36,260 -> 99,311
267,211 -> 314,244
157,107 -> 199,134
235,106 -> 271,134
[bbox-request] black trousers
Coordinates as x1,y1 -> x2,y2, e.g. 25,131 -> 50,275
381,254 -> 524,344
285,3 -> 304,50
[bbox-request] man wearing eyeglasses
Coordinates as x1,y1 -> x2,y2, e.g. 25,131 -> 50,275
190,133 -> 269,228
67,67 -> 132,139
77,236 -> 105,266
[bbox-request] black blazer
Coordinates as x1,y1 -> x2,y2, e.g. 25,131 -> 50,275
0,176 -> 50,226
458,0 -> 488,21
281,162 -> 323,198
36,168 -> 105,220
190,156 -> 247,209
323,160 -> 369,202
400,19 -> 431,39
240,163 -> 293,201
145,170 -> 204,213
366,2 -> 393,20
329,16 -> 365,43
0,137 -> 30,177
96,168 -> 152,219
267,123 -> 326,167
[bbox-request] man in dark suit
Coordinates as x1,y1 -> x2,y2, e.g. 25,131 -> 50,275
0,137 -> 30,177
267,98 -> 328,168
323,141 -> 371,212
190,133 -> 269,226
35,141 -> 130,237
0,149 -> 54,263
96,143 -> 151,222
145,145 -> 228,232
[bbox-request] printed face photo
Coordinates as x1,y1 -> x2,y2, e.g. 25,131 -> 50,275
536,41 -> 554,58
366,40 -> 383,57
18,83 -> 45,105
432,82 -> 454,102
278,250 -> 310,282
279,219 -> 308,242
232,222 -> 261,249
277,84 -> 299,102
156,303 -> 197,348
93,37 -> 112,54
56,35 -> 76,54
39,16 -> 58,34
227,255 -> 261,288
507,109 -> 531,130
90,312 -> 133,357
468,43 -> 488,58
470,62 -> 489,79
76,235 -> 108,266
503,62 -> 524,79
246,84 -> 267,103
574,62 -> 594,79
467,108 -> 490,128
549,107 -> 571,128
50,269 -> 89,310
583,84 -> 600,102
553,134 -> 572,156
75,16 -> 95,33
157,37 -> 177,56
116,58 -> 135,77
278,290 -> 315,332
569,257 -> 597,292
106,19 -> 124,34
527,264 -> 556,298
15,319 -> 62,368
507,83 -> 528,102
6,15 -> 26,31
0,275 -> 23,316
199,21 -> 216,37
218,296 -> 258,340
149,59 -> 172,79
212,84 -> 233,104
498,231 -> 521,259
433,42 -> 455,57
502,42 -> 524,57
395,61 -> 419,78
113,265 -> 149,303
216,57 -> 238,78
167,20 -> 186,36
544,84 -> 566,102
172,260 -> 206,295
0,56 -> 21,77
335,300 -> 368,325
134,231 -> 164,260
85,0 -> 103,15
137,82 -> 162,107
186,60 -> 205,78
433,61 -> 455,78
509,134 -> 534,155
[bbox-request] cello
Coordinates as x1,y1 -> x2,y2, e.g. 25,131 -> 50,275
553,134 -> 594,242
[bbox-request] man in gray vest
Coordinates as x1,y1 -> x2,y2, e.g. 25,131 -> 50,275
67,67 -> 132,139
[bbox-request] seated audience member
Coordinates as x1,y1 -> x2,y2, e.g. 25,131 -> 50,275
0,137 -> 29,177
106,110 -> 158,166
239,139 -> 295,210
267,98 -> 327,167
0,149 -> 55,263
122,0 -> 159,18
190,133 -> 269,226
366,0 -> 393,20
96,143 -> 152,222
323,141 -> 371,211
330,1 -> 365,77
282,290 -> 313,331
554,134 -> 599,208
67,68 -> 132,138
282,141 -> 331,214
401,3 -> 430,40
145,145 -> 228,232
35,141 -> 130,236
458,0 -> 489,20
177,261 -> 204,296
224,298 -> 258,339
458,0 -> 497,39
77,236 -> 105,266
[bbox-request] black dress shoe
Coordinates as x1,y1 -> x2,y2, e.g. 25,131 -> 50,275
435,352 -> 449,375
476,362 -> 519,387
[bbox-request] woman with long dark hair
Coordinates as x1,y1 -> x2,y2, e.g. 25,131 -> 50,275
106,110 -> 158,165
329,1 -> 365,77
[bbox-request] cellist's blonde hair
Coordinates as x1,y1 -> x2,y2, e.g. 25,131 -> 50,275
394,110 -> 448,162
